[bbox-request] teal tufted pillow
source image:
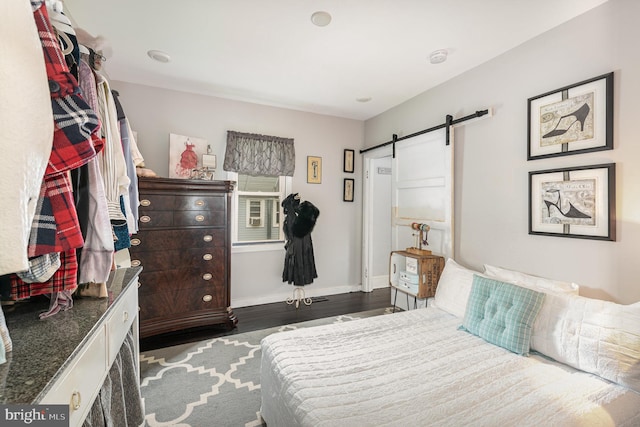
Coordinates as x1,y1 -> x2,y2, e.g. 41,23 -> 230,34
459,275 -> 545,356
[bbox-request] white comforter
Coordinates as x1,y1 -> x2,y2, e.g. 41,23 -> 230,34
260,308 -> 640,427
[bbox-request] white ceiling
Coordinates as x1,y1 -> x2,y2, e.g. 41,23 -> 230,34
62,0 -> 608,121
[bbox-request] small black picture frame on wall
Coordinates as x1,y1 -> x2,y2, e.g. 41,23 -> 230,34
527,72 -> 613,160
529,163 -> 615,241
343,178 -> 354,202
343,149 -> 355,173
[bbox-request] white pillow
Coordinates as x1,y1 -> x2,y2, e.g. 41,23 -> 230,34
483,264 -> 579,295
433,259 -> 482,318
531,292 -> 640,393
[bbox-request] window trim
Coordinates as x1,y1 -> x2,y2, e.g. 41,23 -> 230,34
229,172 -> 292,250
272,199 -> 280,228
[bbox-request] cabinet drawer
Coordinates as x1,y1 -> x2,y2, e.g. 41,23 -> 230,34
106,280 -> 138,366
139,194 -> 224,211
130,247 -> 225,272
138,210 -> 225,229
139,285 -> 227,320
138,211 -> 173,228
138,195 -> 175,210
130,229 -> 225,251
137,268 -> 225,294
40,329 -> 107,427
174,195 -> 224,211
173,210 -> 225,227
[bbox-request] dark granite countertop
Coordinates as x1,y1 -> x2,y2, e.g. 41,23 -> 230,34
0,266 -> 142,404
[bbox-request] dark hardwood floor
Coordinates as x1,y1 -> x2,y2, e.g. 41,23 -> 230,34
140,287 -> 391,352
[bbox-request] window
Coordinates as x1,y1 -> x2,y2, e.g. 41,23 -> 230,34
223,130 -> 295,248
231,173 -> 291,245
246,199 -> 264,227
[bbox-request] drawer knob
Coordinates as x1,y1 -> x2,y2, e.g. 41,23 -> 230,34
202,294 -> 213,302
71,391 -> 82,410
195,214 -> 205,222
140,199 -> 151,207
203,235 -> 213,242
131,260 -> 141,267
202,273 -> 213,280
195,199 -> 205,206
130,238 -> 141,246
203,253 -> 213,261
140,215 -> 151,223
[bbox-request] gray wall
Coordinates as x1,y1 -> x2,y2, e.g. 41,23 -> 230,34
113,0 -> 639,306
112,82 -> 364,306
365,0 -> 640,304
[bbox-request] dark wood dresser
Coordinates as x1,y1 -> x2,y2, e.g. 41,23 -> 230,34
131,177 -> 236,338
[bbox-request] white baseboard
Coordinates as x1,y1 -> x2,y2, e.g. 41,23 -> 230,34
371,275 -> 389,290
231,284 -> 362,308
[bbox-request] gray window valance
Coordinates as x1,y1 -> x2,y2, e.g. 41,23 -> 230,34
223,131 -> 295,177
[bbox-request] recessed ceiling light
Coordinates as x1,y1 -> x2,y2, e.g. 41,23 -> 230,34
147,50 -> 171,63
356,97 -> 372,103
429,49 -> 448,64
311,11 -> 332,27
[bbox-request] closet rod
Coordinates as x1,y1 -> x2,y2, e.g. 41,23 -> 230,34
359,109 -> 489,154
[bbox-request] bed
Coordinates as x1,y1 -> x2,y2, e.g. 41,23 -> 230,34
260,259 -> 640,426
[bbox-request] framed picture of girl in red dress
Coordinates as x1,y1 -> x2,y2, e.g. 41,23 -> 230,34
169,133 -> 208,179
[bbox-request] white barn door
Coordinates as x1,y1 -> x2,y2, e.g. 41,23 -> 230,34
392,127 -> 453,260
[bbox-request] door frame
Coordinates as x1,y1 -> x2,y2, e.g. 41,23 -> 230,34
362,145 -> 393,292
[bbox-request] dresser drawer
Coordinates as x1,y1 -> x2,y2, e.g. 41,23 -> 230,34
139,194 -> 224,211
174,195 -> 224,211
105,280 -> 138,365
130,229 -> 225,251
138,195 -> 174,210
139,285 -> 227,320
137,268 -> 225,294
130,247 -> 225,272
138,210 -> 226,228
173,209 -> 225,227
138,210 -> 173,228
40,328 -> 107,427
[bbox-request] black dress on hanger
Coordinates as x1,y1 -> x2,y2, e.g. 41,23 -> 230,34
282,193 -> 319,286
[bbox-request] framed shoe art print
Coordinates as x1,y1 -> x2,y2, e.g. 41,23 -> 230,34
529,163 -> 615,241
527,72 -> 613,160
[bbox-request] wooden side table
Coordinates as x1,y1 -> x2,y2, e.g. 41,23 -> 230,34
389,250 -> 445,311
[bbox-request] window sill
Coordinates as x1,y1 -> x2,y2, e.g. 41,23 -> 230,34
232,241 -> 285,254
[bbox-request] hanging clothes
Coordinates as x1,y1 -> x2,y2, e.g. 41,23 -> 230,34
10,249 -> 77,301
76,58 -> 115,285
94,73 -> 130,224
0,0 -> 53,276
112,90 -> 140,234
28,0 -> 102,258
8,1 -> 105,311
282,193 -> 319,286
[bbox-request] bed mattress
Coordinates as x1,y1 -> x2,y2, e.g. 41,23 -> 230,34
260,307 -> 640,426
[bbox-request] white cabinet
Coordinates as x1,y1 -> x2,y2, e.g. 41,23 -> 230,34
36,269 -> 140,427
106,281 -> 139,367
39,330 -> 108,426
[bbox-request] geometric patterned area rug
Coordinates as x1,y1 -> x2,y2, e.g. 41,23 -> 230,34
139,307 -> 394,427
